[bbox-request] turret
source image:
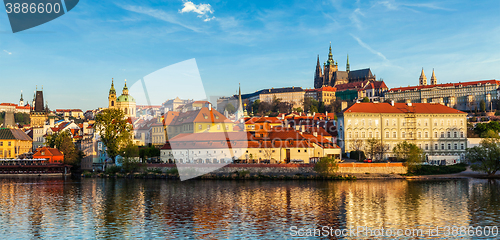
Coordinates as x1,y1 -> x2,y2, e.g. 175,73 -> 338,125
430,69 -> 437,85
122,79 -> 129,95
419,68 -> 427,86
108,78 -> 117,108
346,54 -> 350,72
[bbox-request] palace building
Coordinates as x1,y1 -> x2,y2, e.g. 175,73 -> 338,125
383,69 -> 500,111
108,79 -> 136,118
314,44 -> 376,88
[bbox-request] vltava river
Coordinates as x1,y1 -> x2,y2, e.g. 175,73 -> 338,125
0,178 -> 499,239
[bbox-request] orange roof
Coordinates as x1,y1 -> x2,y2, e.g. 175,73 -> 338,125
0,103 -> 18,106
389,79 -> 500,92
170,107 -> 231,125
33,147 -> 64,157
343,102 -> 466,114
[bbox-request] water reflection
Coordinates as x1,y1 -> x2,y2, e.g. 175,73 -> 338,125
0,178 -> 499,239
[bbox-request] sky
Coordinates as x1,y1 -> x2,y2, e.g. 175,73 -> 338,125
0,0 -> 499,110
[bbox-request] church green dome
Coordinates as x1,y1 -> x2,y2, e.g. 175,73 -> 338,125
117,94 -> 135,103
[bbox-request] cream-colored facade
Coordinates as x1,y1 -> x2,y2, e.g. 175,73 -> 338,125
338,102 -> 467,160
384,79 -> 500,111
245,87 -> 305,109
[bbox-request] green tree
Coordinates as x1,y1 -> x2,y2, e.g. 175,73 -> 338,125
480,99 -> 486,112
366,138 -> 379,160
120,141 -> 140,172
46,130 -> 83,166
224,103 -> 236,114
94,108 -> 133,163
362,97 -> 370,102
466,138 -> 500,176
314,156 -> 339,176
251,100 -> 261,115
393,141 -> 423,172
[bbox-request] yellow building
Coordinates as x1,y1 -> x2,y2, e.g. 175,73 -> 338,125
338,102 -> 467,161
0,128 -> 33,158
108,79 -> 136,118
305,86 -> 337,105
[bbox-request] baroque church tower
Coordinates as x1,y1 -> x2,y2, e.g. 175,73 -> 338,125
108,78 -> 117,109
430,69 -> 437,85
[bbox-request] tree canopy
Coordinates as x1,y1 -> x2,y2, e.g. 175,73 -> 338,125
466,138 -> 500,176
94,108 -> 133,162
45,130 -> 83,167
393,141 -> 423,171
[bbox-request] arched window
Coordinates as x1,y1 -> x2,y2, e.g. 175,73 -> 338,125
111,101 -> 114,107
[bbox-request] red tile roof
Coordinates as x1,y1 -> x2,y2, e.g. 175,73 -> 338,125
389,79 -> 500,92
343,102 -> 466,114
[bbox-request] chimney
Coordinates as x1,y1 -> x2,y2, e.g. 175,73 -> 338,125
391,100 -> 395,106
208,103 -> 212,111
49,117 -> 54,127
301,124 -> 305,133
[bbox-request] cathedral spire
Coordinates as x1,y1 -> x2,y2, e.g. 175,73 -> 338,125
236,83 -> 244,120
327,42 -> 334,65
419,68 -> 427,86
430,68 -> 437,85
109,78 -> 116,95
346,54 -> 350,72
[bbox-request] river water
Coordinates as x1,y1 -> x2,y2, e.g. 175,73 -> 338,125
0,178 -> 499,239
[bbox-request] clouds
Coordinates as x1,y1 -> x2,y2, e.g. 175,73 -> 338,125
179,1 -> 215,22
3,50 -> 12,55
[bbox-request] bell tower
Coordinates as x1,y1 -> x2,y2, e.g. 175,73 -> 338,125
108,78 -> 117,108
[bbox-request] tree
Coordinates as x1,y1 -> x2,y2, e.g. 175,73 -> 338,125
365,138 -> 379,159
393,141 -> 423,172
251,100 -> 261,115
466,138 -> 500,176
120,141 -> 140,172
46,130 -> 83,167
480,99 -> 486,112
362,97 -> 370,102
224,103 -> 236,114
94,108 -> 133,163
350,139 -> 364,161
314,156 -> 339,176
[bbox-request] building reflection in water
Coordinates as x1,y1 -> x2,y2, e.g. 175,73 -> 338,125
0,178 -> 499,238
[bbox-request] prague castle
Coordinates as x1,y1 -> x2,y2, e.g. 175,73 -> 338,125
314,44 -> 376,88
108,79 -> 136,118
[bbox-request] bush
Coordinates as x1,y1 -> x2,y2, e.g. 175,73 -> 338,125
314,157 -> 339,176
406,163 -> 467,176
105,165 -> 121,174
165,168 -> 179,175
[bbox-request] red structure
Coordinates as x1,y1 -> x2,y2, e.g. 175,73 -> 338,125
33,147 -> 64,163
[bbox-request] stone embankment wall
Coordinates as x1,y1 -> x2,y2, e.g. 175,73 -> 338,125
147,163 -> 407,175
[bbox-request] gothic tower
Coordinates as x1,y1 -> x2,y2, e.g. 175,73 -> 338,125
30,87 -> 48,128
314,55 -> 323,88
323,43 -> 338,86
430,69 -> 437,85
108,78 -> 117,109
419,68 -> 427,86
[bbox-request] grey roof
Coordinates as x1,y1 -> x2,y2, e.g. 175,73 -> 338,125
334,71 -> 349,81
0,128 -> 33,141
241,87 -> 304,99
348,68 -> 374,80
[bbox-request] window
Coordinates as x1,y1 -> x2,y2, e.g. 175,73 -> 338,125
447,132 -> 451,138
198,125 -> 202,130
425,144 -> 429,150
402,132 -> 406,138
441,144 -> 445,150
441,132 -> 445,138
226,126 -> 229,130
393,132 -> 397,138
217,125 -> 221,130
207,125 -> 210,130
418,132 -> 422,138
362,132 -> 365,138
368,132 -> 372,138
348,132 -> 352,138
376,132 -> 379,138
386,132 -> 390,138
461,143 -> 464,150
304,149 -> 306,153
461,131 -> 464,138
448,144 -> 451,150
425,132 -> 429,138
434,132 -> 438,138
355,132 -> 359,138
386,120 -> 389,126
298,149 -> 301,152
435,144 -> 438,150
8,142 -> 11,146
454,144 -> 458,150
454,132 -> 457,138
0,142 -> 2,146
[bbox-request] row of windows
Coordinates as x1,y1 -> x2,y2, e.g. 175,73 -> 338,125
0,142 -> 11,146
198,124 -> 229,130
347,131 -> 465,139
347,119 -> 464,127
